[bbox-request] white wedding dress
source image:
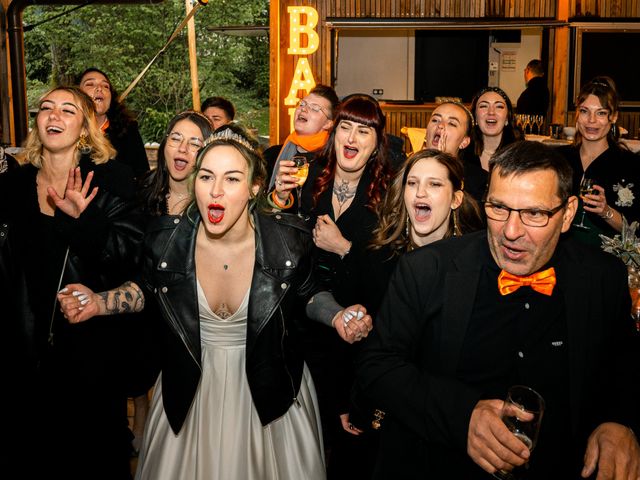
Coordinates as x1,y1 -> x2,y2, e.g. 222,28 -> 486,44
135,282 -> 326,479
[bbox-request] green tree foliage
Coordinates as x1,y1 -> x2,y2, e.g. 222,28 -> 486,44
23,0 -> 269,142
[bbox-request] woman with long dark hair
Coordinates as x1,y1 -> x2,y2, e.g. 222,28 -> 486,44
272,94 -> 393,471
463,86 -> 522,172
78,67 -> 149,178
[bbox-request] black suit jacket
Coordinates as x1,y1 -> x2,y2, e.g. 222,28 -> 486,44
356,230 -> 639,478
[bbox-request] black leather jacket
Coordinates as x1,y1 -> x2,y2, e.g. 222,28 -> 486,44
0,158 -> 144,375
141,209 -> 322,433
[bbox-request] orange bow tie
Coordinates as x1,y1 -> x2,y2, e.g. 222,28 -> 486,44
498,267 -> 557,296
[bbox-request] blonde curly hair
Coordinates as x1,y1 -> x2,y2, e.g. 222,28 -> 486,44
19,85 -> 115,168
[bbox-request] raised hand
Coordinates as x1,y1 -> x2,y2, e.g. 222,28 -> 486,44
273,159 -> 299,203
47,167 -> 98,219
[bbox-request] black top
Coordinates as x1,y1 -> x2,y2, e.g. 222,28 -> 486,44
457,244 -> 573,478
516,76 -> 550,116
559,143 -> 640,245
108,120 -> 150,179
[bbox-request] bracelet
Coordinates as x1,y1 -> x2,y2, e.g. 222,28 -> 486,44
339,241 -> 352,260
268,190 -> 294,210
600,206 -> 614,220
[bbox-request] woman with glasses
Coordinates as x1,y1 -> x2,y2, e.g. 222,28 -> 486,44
128,110 -> 213,454
264,84 -> 340,191
57,125 -> 372,480
78,68 -> 150,179
558,76 -> 640,245
462,86 -> 522,173
0,85 -> 143,479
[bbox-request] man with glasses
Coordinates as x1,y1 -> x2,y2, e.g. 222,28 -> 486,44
356,141 -> 640,479
265,84 -> 339,190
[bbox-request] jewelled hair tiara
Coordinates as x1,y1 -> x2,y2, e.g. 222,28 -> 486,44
205,127 -> 255,151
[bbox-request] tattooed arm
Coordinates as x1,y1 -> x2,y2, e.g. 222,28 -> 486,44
57,281 -> 146,324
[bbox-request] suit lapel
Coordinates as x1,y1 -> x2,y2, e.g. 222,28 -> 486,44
441,234 -> 486,375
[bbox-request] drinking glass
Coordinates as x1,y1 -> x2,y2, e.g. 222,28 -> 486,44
573,177 -> 595,230
492,385 -> 545,480
291,155 -> 309,219
534,115 -> 545,135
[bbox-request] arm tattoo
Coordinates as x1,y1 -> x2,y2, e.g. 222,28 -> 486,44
102,281 -> 145,314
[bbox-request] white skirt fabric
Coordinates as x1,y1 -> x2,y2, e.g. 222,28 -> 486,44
135,283 -> 326,480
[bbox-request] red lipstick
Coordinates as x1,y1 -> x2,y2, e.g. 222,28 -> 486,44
207,203 -> 225,224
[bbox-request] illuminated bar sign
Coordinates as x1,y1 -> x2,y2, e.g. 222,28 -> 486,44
284,6 -> 319,129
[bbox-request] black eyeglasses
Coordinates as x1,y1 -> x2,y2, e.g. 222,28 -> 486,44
484,201 -> 567,227
297,99 -> 329,118
167,132 -> 204,153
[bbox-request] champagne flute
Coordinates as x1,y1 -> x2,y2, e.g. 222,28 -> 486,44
291,155 -> 309,219
493,385 -> 545,480
573,177 -> 595,230
535,115 -> 545,135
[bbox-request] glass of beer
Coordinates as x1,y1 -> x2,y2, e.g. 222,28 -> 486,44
291,155 -> 309,219
493,385 -> 545,480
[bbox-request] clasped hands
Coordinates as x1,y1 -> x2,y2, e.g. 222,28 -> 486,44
467,400 -> 640,479
332,304 -> 372,344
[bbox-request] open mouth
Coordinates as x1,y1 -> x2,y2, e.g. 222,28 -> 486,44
431,133 -> 441,146
46,125 -> 63,134
296,113 -> 308,123
413,203 -> 432,221
485,118 -> 498,126
207,203 -> 225,224
173,158 -> 189,172
501,242 -> 527,261
343,145 -> 359,159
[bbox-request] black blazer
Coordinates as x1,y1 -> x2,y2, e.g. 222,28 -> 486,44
140,209 -> 323,433
356,230 -> 640,478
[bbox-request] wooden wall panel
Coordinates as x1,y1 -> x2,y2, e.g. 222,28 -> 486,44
570,0 -> 640,16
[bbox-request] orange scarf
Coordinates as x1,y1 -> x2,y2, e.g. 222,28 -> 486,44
284,130 -> 329,153
100,118 -> 110,133
498,267 -> 557,296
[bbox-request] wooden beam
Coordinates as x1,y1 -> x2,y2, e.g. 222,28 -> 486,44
268,1 -> 280,144
185,0 -> 200,111
551,0 -> 570,125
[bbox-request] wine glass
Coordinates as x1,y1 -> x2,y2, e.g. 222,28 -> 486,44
493,385 -> 545,480
291,155 -> 309,219
534,115 -> 545,135
573,177 -> 595,230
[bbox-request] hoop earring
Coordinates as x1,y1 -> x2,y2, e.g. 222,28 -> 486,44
77,133 -> 91,155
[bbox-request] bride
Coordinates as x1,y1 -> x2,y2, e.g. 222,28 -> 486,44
58,124 -> 372,480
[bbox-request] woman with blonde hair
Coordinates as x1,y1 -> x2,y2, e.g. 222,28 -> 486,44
0,85 -> 143,479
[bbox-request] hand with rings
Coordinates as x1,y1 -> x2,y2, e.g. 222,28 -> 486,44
273,159 -> 299,200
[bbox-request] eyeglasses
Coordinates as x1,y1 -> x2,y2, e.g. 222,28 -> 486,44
484,201 -> 567,227
167,132 -> 204,153
297,99 -> 329,118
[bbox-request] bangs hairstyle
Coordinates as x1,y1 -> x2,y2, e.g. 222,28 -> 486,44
20,85 -> 115,168
470,86 -> 522,156
313,94 -> 392,211
137,110 -> 213,217
187,124 -> 267,219
574,76 -> 620,147
371,148 -> 483,255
